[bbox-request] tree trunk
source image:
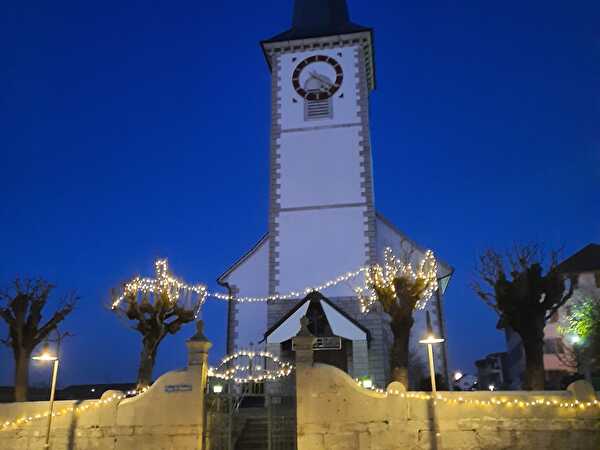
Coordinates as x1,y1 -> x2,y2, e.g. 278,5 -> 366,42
137,337 -> 160,389
14,348 -> 32,402
390,314 -> 414,389
522,335 -> 545,390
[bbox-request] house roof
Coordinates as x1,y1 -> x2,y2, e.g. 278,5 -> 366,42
262,0 -> 372,44
557,243 -> 600,274
264,291 -> 370,342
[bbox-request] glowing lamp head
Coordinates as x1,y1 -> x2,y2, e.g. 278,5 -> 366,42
212,384 -> 224,394
361,378 -> 373,389
32,342 -> 58,362
453,371 -> 464,381
488,384 -> 495,391
419,335 -> 445,345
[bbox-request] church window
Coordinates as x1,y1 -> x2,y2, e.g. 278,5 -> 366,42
304,75 -> 333,120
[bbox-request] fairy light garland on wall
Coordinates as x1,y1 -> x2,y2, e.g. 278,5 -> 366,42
209,267 -> 368,303
0,387 -> 149,432
353,379 -> 600,411
208,350 -> 294,384
354,248 -> 439,313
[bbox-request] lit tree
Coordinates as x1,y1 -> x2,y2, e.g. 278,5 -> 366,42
111,260 -> 206,389
558,288 -> 600,376
356,247 -> 438,387
0,279 -> 76,401
473,245 -> 574,390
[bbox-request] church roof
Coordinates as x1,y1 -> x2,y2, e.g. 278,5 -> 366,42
557,243 -> 600,274
264,291 -> 370,343
263,0 -> 372,44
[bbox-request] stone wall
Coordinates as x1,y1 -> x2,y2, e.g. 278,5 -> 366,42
296,361 -> 600,450
0,325 -> 211,450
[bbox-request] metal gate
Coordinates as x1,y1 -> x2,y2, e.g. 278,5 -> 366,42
203,382 -> 296,450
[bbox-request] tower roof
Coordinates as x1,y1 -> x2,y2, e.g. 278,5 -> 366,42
264,0 -> 371,44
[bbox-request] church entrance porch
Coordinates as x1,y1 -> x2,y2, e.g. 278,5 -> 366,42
265,292 -> 370,393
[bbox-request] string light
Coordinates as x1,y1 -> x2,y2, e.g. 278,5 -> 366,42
0,387 -> 150,432
208,350 -> 294,384
355,248 -> 439,313
111,259 -> 208,315
112,259 -> 368,308
112,250 -> 442,309
208,267 -> 368,303
352,378 -> 600,411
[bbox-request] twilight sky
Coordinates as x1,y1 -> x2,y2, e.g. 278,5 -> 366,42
1,0 -> 598,387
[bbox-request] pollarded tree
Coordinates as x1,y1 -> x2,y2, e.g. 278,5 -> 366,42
473,245 -> 574,390
111,259 -> 206,389
0,279 -> 76,401
356,247 -> 439,388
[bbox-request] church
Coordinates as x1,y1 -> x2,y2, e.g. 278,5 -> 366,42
217,0 -> 453,388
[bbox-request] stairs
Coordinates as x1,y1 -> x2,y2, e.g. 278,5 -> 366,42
235,417 -> 269,450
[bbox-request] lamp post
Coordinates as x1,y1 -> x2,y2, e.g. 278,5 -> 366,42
32,341 -> 59,450
419,312 -> 445,394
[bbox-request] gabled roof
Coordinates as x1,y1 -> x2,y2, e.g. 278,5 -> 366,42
264,291 -> 370,343
375,211 -> 454,277
217,233 -> 269,284
262,0 -> 372,44
557,243 -> 600,274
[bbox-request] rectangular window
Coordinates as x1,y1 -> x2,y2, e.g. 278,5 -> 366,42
543,338 -> 564,354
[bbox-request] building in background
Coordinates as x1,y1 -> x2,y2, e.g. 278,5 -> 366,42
216,0 -> 453,389
503,243 -> 600,389
475,352 -> 509,390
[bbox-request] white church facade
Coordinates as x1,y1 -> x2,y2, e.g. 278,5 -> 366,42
217,0 -> 453,388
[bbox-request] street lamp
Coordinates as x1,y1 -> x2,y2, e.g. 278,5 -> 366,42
419,312 -> 445,394
32,341 -> 59,450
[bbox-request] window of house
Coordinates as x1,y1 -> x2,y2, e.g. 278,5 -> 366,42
543,338 -> 564,355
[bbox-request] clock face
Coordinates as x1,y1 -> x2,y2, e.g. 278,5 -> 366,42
292,55 -> 344,101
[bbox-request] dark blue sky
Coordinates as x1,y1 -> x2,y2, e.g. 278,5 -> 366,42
1,0 -> 598,387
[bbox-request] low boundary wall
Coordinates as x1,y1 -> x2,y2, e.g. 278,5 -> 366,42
0,324 -> 211,450
296,362 -> 600,450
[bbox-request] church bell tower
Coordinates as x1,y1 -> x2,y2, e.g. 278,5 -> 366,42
262,0 -> 376,302
218,0 -> 452,390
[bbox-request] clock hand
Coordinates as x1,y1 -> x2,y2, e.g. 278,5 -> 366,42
309,71 -> 334,89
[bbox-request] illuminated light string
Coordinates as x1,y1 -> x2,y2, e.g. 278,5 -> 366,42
0,387 -> 149,432
112,247 -> 439,309
354,248 -> 439,313
354,379 -> 600,411
208,350 -> 294,384
111,260 -> 208,313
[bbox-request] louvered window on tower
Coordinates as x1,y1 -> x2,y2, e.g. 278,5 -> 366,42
304,75 -> 333,120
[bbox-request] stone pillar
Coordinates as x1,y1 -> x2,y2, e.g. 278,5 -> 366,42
292,316 -> 315,367
186,321 -> 212,450
292,316 -> 315,450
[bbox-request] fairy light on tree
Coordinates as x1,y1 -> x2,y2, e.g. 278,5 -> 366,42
111,259 -> 207,389
557,287 -> 600,378
355,246 -> 439,388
